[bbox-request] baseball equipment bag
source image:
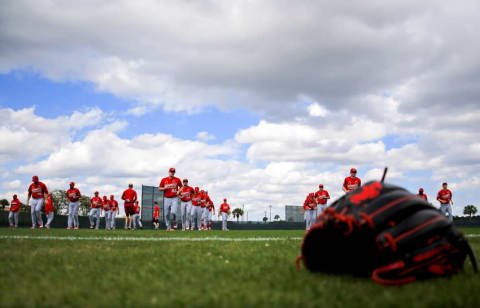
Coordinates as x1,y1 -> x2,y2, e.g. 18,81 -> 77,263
297,181 -> 477,285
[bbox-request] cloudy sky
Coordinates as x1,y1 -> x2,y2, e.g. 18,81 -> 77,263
1,1 -> 479,220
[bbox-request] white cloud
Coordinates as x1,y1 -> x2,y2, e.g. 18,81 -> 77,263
308,103 -> 328,117
195,131 -> 216,142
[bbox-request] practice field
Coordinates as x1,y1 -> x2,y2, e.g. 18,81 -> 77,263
1,228 -> 479,308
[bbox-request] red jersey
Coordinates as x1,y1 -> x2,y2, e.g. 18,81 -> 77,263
437,189 -> 452,204
10,199 -> 21,212
159,176 -> 182,198
28,182 -> 48,199
121,188 -> 137,205
45,197 -> 54,214
153,205 -> 160,218
343,176 -> 361,192
191,193 -> 201,206
303,196 -> 317,210
315,190 -> 330,205
102,199 -> 110,211
134,203 -> 140,214
200,193 -> 207,208
207,198 -> 214,212
66,188 -> 81,202
91,196 -> 103,208
109,199 -> 119,211
417,193 -> 428,201
220,202 -> 230,213
179,186 -> 195,202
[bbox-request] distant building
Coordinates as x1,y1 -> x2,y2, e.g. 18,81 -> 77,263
285,205 -> 304,222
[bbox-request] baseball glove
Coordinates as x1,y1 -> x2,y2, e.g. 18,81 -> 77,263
297,181 -> 477,285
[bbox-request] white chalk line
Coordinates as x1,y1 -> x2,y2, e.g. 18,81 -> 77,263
0,235 -> 303,242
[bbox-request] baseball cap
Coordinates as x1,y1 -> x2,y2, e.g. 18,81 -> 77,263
183,178 -> 188,182
13,194 -> 17,198
169,168 -> 176,173
350,168 -> 357,173
32,175 -> 39,182
128,183 -> 133,187
70,181 -> 75,186
94,191 -> 99,194
419,188 -> 424,192
309,192 -> 315,197
442,182 -> 447,186
319,184 -> 324,188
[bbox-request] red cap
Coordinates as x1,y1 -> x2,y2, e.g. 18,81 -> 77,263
224,198 -> 227,201
94,191 -> 99,195
169,168 -> 176,173
32,175 -> 39,182
13,194 -> 17,199
195,187 -> 199,192
309,192 -> 315,197
103,196 -> 107,199
70,181 -> 75,186
350,168 -> 357,173
183,178 -> 188,182
419,188 -> 424,192
319,184 -> 324,188
442,182 -> 447,186
110,195 -> 114,198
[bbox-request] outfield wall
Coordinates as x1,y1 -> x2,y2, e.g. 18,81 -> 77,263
2,212 -> 479,229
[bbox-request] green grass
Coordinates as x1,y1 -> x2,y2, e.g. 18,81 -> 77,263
1,228 -> 479,308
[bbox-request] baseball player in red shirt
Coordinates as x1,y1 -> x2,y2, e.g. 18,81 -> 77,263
109,195 -> 119,230
190,187 -> 201,230
153,201 -> 161,230
89,191 -> 102,229
44,193 -> 55,229
199,190 -> 208,230
159,168 -> 182,231
133,201 -> 143,230
178,179 -> 195,231
218,198 -> 231,231
437,182 -> 454,221
8,194 -> 22,228
122,183 -> 138,230
417,188 -> 428,201
26,175 -> 48,229
206,194 -> 215,230
101,195 -> 111,230
66,182 -> 81,229
315,184 -> 330,213
303,193 -> 317,230
343,168 -> 361,193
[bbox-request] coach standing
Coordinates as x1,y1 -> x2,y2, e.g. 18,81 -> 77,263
66,182 -> 81,229
437,182 -> 453,221
159,168 -> 182,231
26,175 -> 48,229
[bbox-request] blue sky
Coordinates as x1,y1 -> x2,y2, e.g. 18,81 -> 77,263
1,1 -> 479,221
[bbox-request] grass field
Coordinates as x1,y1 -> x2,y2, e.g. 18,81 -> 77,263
1,227 -> 479,308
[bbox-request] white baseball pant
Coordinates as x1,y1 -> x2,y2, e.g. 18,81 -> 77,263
104,210 -> 111,229
89,208 -> 101,229
30,198 -> 44,227
190,206 -> 202,230
46,213 -> 54,227
133,213 -> 143,229
180,201 -> 192,230
110,211 -> 117,229
305,209 -> 316,230
221,212 -> 228,230
9,211 -> 19,227
68,201 -> 80,228
440,203 -> 453,222
164,197 -> 179,229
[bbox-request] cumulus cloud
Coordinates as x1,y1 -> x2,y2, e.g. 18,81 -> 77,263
195,131 -> 216,142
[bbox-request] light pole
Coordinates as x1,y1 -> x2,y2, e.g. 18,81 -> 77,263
242,204 -> 245,223
269,205 -> 272,222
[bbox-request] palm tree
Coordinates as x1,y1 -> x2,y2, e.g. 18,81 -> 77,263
274,214 -> 280,221
463,205 -> 478,218
0,199 -> 9,211
263,216 -> 268,223
232,208 -> 244,222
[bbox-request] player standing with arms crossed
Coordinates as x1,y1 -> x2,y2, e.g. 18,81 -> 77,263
44,193 -> 54,229
303,193 -> 317,231
190,187 -> 201,230
314,184 -> 330,213
122,184 -> 138,230
153,201 -> 160,230
101,195 -> 111,230
159,168 -> 182,231
26,175 -> 48,229
66,182 -> 81,229
109,195 -> 119,230
178,179 -> 194,231
342,168 -> 361,193
89,191 -> 102,229
417,188 -> 428,201
218,198 -> 230,231
8,194 -> 21,228
132,201 -> 143,230
437,182 -> 454,222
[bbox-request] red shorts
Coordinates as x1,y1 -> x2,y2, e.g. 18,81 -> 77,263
124,204 -> 135,216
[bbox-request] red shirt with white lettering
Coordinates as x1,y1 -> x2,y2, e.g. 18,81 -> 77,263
417,193 -> 428,201
207,198 -> 214,212
343,177 -> 361,192
121,188 -> 137,205
200,193 -> 207,208
134,203 -> 140,214
159,177 -> 182,198
437,189 -> 452,204
28,182 -> 48,199
179,186 -> 195,202
45,197 -> 54,214
91,196 -> 103,208
304,196 -> 317,210
153,205 -> 160,218
109,199 -> 119,211
192,193 -> 201,206
220,202 -> 230,213
66,188 -> 81,202
10,199 -> 21,212
102,199 -> 110,211
315,190 -> 330,205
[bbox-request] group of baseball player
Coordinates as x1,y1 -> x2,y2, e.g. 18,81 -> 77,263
302,168 -> 455,230
6,167 -> 232,231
